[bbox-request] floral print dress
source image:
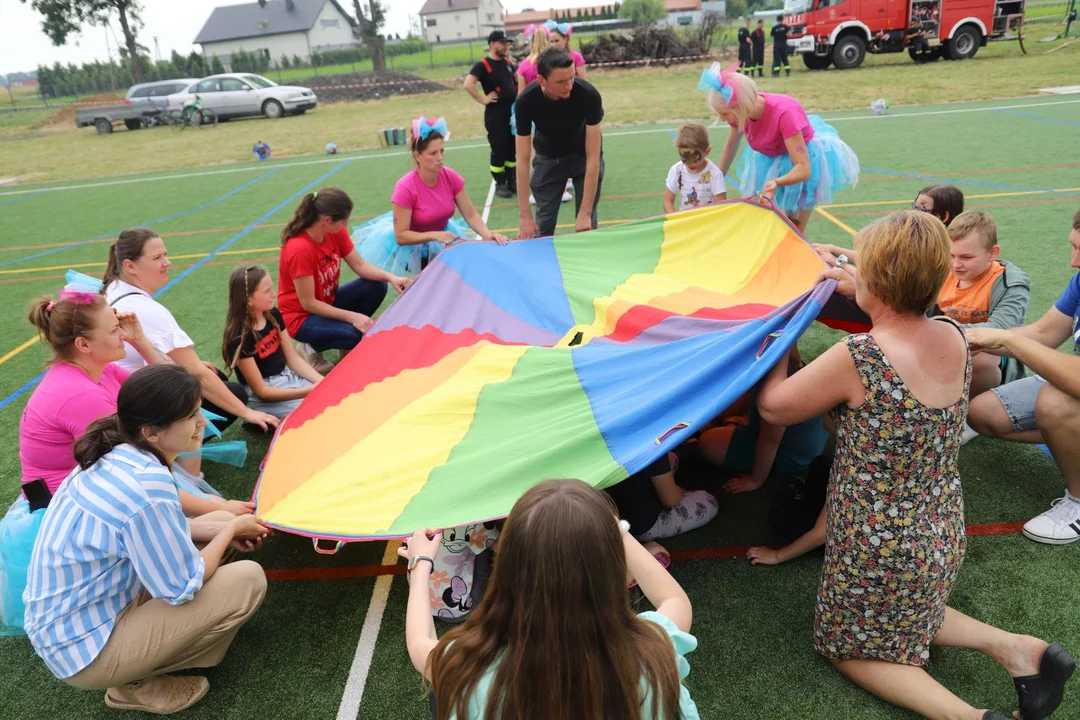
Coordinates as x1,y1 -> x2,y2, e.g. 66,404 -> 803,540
813,319 -> 970,667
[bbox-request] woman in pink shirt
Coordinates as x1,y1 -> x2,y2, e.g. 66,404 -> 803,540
357,116 -> 507,276
699,64 -> 859,231
19,290 -> 251,516
544,20 -> 588,79
515,24 -> 551,92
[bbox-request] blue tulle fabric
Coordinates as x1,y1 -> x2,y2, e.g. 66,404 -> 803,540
736,115 -> 860,213
0,498 -> 44,635
355,211 -> 471,277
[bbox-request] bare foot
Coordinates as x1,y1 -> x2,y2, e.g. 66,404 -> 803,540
723,473 -> 765,494
999,634 -> 1049,678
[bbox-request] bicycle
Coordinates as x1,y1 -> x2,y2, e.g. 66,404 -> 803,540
167,95 -> 217,131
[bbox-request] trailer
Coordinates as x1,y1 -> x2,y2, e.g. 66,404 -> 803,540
783,0 -> 1026,69
74,103 -> 164,134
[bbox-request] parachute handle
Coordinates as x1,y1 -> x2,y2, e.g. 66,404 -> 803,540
656,422 -> 690,444
313,538 -> 345,555
756,331 -> 784,359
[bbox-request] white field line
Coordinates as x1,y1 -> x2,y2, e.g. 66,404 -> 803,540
477,179 -> 497,239
335,540 -> 401,720
4,96 -> 1078,198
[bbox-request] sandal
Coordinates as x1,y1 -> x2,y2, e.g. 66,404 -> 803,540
628,550 -> 671,590
1013,642 -> 1076,720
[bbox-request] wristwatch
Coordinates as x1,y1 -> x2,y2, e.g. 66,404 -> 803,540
407,555 -> 434,574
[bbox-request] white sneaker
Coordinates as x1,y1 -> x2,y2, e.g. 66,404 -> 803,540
529,194 -> 536,205
561,190 -> 572,203
960,423 -> 979,445
1022,496 -> 1080,545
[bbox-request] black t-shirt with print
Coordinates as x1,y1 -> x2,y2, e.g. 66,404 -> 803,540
468,56 -> 517,110
772,22 -> 790,45
515,77 -> 604,159
227,308 -> 287,384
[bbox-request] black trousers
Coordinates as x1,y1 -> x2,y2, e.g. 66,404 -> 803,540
201,367 -> 249,430
772,44 -> 790,72
484,104 -> 515,179
753,43 -> 765,71
738,43 -> 753,69
531,152 -> 604,238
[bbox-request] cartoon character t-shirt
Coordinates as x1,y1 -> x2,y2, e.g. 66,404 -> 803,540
427,521 -> 499,621
665,159 -> 727,212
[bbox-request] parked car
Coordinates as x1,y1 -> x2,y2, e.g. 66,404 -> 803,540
125,79 -> 200,111
166,73 -> 317,120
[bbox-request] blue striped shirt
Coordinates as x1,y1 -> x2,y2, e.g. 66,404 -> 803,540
23,445 -> 205,679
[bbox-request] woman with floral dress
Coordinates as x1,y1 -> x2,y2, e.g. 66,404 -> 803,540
756,211 -> 1074,720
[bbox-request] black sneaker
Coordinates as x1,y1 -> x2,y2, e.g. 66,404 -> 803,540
494,183 -> 512,199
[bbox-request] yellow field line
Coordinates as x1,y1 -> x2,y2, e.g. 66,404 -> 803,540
0,337 -> 40,366
822,187 -> 1080,210
0,247 -> 280,276
815,207 -> 858,236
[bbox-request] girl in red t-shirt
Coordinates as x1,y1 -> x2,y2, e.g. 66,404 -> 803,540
278,187 -> 411,369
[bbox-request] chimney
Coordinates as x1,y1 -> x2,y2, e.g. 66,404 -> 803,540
285,0 -> 295,10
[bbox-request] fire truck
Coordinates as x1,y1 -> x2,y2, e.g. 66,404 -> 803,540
782,0 -> 1026,70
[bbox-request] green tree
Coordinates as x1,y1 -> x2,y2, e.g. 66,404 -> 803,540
352,0 -> 387,72
280,53 -> 291,69
209,56 -> 225,74
618,0 -> 665,24
21,0 -> 147,83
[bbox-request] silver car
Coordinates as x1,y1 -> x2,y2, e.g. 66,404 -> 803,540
166,73 -> 317,120
126,79 -> 200,110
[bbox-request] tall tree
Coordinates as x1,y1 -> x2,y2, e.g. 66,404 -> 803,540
618,0 -> 666,25
352,0 -> 387,72
21,0 -> 147,84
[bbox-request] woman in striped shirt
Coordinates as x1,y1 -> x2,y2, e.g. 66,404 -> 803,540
24,365 -> 270,716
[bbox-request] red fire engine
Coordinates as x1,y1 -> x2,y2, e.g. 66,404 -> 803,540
783,0 -> 1026,69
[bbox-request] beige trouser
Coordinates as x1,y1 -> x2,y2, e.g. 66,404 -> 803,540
65,548 -> 267,691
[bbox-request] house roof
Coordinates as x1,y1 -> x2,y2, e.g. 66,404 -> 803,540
419,0 -> 483,15
195,0 -> 355,45
666,0 -> 702,9
504,9 -> 554,32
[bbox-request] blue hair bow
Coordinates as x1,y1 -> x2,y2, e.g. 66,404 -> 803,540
414,116 -> 449,141
543,19 -> 573,36
697,62 -> 738,105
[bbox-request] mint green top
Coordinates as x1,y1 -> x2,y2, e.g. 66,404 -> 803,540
450,611 -> 701,719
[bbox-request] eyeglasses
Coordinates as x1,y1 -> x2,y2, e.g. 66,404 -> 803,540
911,196 -> 933,213
678,148 -> 704,163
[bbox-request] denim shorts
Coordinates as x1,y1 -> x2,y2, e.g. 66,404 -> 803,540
990,375 -> 1046,433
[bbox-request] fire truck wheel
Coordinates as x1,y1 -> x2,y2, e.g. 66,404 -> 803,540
832,34 -> 867,69
947,25 -> 981,60
803,53 -> 833,70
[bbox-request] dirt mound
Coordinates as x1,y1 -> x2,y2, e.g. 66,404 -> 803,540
581,26 -> 709,66
34,93 -> 124,130
293,71 -> 449,102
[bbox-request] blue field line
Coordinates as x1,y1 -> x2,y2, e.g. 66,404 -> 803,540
0,166 -> 283,270
992,109 -> 1080,129
0,191 -> 47,209
0,159 -> 353,414
860,166 -> 1080,196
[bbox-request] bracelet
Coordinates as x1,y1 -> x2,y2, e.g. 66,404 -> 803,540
618,520 -> 631,535
407,555 -> 434,574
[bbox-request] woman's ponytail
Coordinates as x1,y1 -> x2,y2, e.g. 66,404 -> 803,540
101,228 -> 159,290
101,244 -> 122,291
281,192 -> 319,245
74,415 -> 126,469
281,188 -> 354,245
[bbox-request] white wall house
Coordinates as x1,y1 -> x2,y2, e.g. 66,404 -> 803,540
195,0 -> 357,68
419,0 -> 505,44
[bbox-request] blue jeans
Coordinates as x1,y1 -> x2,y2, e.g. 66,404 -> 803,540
293,278 -> 388,352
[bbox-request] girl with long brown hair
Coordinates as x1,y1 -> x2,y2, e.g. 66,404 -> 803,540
355,116 -> 508,279
221,265 -> 323,418
278,187 -> 411,372
400,479 -> 701,720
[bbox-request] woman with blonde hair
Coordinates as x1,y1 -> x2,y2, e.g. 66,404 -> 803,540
515,24 -> 551,92
401,479 -> 701,719
698,64 -> 858,231
543,19 -> 588,78
756,211 -> 1074,720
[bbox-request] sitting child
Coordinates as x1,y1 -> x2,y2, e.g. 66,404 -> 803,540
663,123 -> 727,214
606,452 -> 719,543
222,265 -> 324,418
930,211 -> 1030,398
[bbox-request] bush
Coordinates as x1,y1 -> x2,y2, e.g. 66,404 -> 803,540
311,37 -> 428,67
727,0 -> 749,19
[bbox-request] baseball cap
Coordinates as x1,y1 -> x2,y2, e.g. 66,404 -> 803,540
487,30 -> 508,44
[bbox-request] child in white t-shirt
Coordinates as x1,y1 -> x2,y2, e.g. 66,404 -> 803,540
663,123 -> 727,213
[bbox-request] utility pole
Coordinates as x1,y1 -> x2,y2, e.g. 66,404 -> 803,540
154,36 -> 162,63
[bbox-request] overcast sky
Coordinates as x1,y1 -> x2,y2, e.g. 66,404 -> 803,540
0,0 -> 595,76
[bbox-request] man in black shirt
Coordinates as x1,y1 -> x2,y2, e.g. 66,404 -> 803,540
771,14 -> 791,76
464,30 -> 518,198
737,17 -> 753,75
515,48 -> 604,239
751,19 -> 766,78
905,17 -> 930,60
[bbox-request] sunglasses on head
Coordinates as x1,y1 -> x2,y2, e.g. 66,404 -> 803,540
679,147 -> 704,163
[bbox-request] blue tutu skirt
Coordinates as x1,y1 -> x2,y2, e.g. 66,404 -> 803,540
736,115 -> 859,213
355,211 -> 471,277
0,498 -> 44,636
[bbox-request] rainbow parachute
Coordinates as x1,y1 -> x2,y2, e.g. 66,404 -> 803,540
254,201 -> 842,543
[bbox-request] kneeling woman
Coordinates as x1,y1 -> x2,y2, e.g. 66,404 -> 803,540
24,365 -> 270,715
357,116 -> 507,277
699,64 -> 859,231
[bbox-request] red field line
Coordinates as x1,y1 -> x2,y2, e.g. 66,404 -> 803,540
263,520 -> 1027,582
860,161 -> 1080,183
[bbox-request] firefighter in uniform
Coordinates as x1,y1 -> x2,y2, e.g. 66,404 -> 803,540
464,30 -> 518,198
738,17 -> 754,74
751,19 -> 766,78
771,14 -> 791,76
